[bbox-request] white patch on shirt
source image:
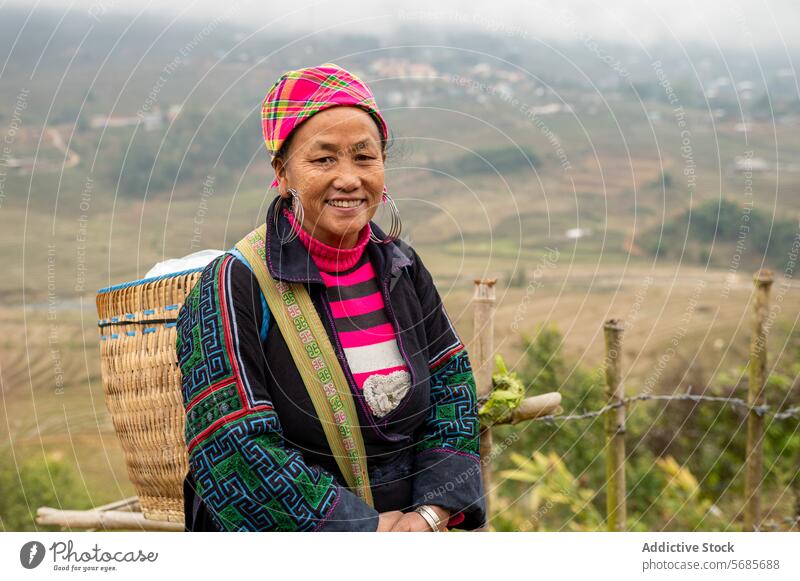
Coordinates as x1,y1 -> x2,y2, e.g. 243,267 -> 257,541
363,370 -> 412,418
343,340 -> 405,374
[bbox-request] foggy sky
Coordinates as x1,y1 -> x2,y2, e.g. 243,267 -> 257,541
5,0 -> 800,50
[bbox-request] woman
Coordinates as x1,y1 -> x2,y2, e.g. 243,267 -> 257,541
176,63 -> 486,532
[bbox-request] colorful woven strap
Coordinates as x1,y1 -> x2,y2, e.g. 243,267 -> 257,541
234,224 -> 374,507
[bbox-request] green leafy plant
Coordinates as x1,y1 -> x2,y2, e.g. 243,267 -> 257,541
479,355 -> 525,426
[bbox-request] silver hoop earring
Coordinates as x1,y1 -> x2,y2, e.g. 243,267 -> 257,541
369,192 -> 402,244
275,187 -> 303,245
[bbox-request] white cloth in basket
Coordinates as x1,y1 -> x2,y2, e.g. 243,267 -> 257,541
144,249 -> 224,279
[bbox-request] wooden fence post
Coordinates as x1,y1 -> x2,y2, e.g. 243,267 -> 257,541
473,279 -> 496,531
744,268 -> 774,531
603,318 -> 626,531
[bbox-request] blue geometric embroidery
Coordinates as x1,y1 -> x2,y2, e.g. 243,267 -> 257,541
176,255 -> 339,531
176,256 -> 235,405
189,414 -> 337,531
415,349 -> 480,457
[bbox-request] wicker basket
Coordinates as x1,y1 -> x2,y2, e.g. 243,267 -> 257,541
96,268 -> 203,523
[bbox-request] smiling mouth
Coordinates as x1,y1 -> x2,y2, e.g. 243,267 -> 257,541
326,199 -> 365,209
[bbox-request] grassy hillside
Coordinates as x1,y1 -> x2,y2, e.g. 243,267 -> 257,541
2,7 -> 800,530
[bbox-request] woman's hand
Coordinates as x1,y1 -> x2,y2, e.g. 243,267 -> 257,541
390,506 -> 451,532
376,510 -> 405,532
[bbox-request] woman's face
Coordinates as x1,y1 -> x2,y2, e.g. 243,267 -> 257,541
272,106 -> 386,248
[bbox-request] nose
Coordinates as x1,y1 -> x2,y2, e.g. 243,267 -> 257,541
332,158 -> 361,192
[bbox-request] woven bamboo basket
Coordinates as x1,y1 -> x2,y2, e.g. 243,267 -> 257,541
96,268 -> 203,523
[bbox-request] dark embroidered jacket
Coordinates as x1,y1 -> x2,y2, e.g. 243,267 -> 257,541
176,196 -> 486,531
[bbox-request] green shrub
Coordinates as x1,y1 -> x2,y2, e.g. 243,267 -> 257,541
489,323 -> 798,531
0,450 -> 90,531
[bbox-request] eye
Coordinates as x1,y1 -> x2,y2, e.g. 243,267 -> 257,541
314,156 -> 335,164
356,154 -> 376,161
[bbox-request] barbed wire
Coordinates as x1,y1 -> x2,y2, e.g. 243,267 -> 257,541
772,405 -> 800,421
485,392 -> 800,532
530,393 -> 800,425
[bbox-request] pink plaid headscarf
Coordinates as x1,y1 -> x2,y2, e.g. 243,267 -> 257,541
262,62 -> 389,191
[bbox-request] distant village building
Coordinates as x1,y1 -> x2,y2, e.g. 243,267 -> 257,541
167,105 -> 182,122
734,156 -> 770,172
4,157 -> 36,172
369,58 -> 437,79
566,228 -> 592,240
529,103 -> 568,115
90,110 -> 166,131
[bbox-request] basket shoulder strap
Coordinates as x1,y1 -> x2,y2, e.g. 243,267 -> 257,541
233,225 -> 374,507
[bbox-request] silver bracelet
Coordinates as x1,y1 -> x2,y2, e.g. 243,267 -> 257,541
414,505 -> 442,532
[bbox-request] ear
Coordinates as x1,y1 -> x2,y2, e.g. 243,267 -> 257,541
271,156 -> 290,197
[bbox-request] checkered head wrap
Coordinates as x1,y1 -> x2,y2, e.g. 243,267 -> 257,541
262,62 -> 389,191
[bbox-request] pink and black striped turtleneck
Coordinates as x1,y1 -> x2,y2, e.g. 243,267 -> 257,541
284,209 -> 466,528
284,210 -> 411,418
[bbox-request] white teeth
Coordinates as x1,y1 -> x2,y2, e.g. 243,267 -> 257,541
327,199 -> 362,208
